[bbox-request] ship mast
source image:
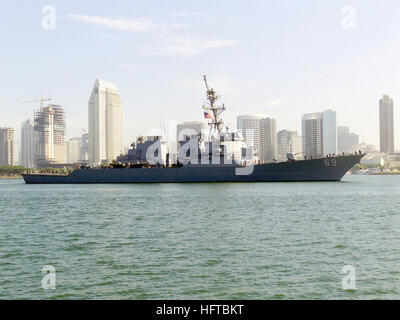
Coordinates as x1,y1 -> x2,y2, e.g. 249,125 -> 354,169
202,75 -> 226,139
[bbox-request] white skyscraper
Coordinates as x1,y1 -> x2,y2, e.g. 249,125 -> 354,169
302,109 -> 337,158
237,114 -> 264,156
88,79 -> 123,165
259,117 -> 277,163
322,109 -> 337,155
302,112 -> 323,158
21,119 -> 34,168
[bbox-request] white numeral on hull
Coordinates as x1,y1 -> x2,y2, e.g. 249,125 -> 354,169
325,159 -> 337,167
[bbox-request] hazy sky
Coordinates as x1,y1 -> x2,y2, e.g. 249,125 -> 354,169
1,0 -> 400,150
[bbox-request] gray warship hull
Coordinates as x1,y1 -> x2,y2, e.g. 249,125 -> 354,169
23,154 -> 364,184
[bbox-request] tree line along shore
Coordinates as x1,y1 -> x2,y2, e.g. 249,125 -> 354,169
0,166 -> 73,178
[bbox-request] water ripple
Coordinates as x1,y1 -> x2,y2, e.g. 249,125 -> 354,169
0,176 -> 400,299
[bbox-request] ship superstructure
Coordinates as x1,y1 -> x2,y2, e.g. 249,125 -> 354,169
117,76 -> 255,168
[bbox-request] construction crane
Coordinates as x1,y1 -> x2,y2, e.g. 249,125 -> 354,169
24,97 -> 52,110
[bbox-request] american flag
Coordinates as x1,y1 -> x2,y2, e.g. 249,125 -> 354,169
204,111 -> 214,119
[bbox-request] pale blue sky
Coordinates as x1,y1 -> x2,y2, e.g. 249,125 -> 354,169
1,0 -> 400,149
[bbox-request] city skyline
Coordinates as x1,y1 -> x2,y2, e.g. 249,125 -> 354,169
3,84 -> 395,154
0,88 -> 395,167
1,1 -> 400,150
0,82 -> 395,167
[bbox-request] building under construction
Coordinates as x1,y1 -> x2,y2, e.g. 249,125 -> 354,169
34,104 -> 67,168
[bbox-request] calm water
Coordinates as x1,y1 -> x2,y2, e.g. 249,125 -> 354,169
0,175 -> 400,299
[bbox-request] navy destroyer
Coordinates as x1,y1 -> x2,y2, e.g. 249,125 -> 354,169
23,77 -> 364,184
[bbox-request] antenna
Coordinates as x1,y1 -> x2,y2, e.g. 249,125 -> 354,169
203,75 -> 210,91
202,75 -> 226,139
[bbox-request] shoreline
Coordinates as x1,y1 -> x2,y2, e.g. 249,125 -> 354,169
0,176 -> 23,179
352,172 -> 400,175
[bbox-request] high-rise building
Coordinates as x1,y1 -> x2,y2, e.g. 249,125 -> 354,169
0,128 -> 15,166
379,95 -> 394,154
277,130 -> 302,161
259,117 -> 277,163
88,79 -> 123,165
34,104 -> 67,167
302,112 -> 323,158
67,138 -> 82,164
337,126 -> 359,153
322,109 -> 337,155
80,133 -> 89,161
21,119 -> 34,168
237,114 -> 264,156
302,110 -> 337,158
